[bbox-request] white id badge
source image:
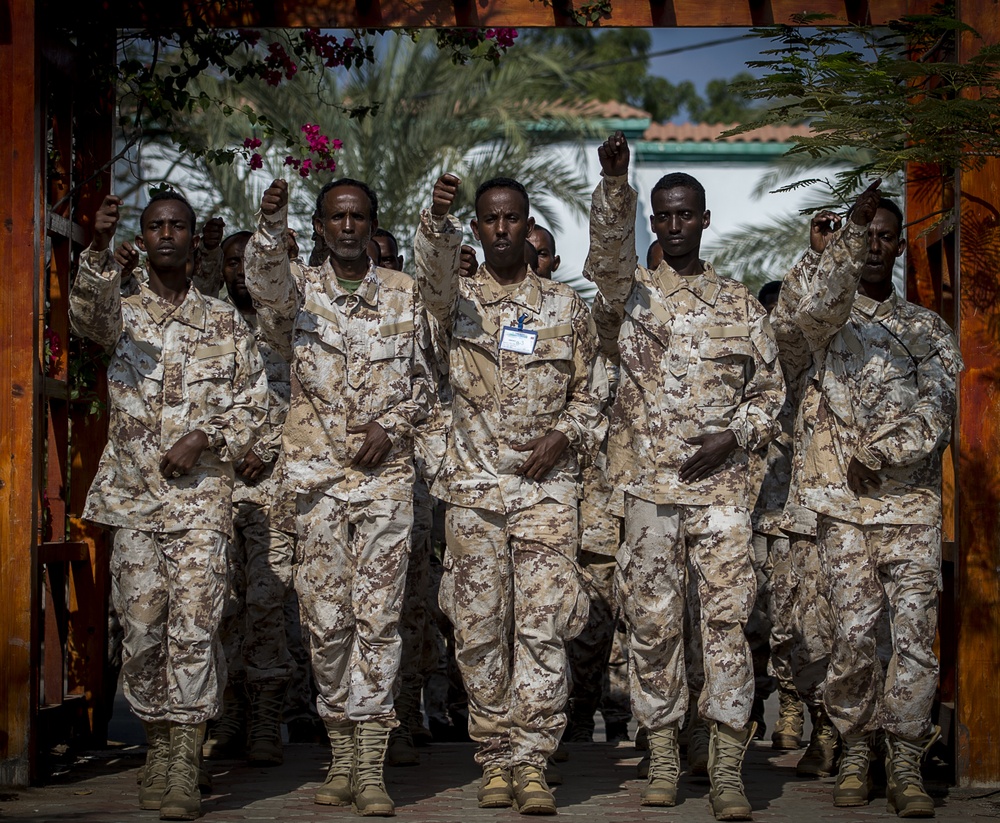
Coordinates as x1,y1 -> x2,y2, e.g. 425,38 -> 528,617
499,326 -> 538,354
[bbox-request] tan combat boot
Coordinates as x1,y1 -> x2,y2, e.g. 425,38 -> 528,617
687,713 -> 710,777
314,718 -> 355,806
833,733 -> 873,807
707,721 -> 755,821
477,764 -> 513,808
771,689 -> 804,750
202,681 -> 246,759
796,705 -> 839,777
512,763 -> 556,815
159,722 -> 205,821
885,726 -> 940,818
641,725 -> 680,807
352,720 -> 395,817
247,681 -> 287,766
139,721 -> 171,810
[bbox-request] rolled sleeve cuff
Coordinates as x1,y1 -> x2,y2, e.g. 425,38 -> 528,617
854,445 -> 883,472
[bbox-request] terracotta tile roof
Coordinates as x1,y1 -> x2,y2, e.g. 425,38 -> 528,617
536,99 -> 652,119
642,122 -> 813,143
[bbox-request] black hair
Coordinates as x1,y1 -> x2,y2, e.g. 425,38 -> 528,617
221,230 -> 253,254
876,198 -> 905,235
757,280 -> 782,305
315,178 -> 379,222
373,227 -> 399,257
474,177 -> 529,217
140,191 -> 197,230
528,225 -> 556,254
651,172 -> 707,212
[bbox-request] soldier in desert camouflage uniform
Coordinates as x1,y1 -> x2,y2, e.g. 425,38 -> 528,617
414,173 -> 607,815
244,178 -> 435,817
71,193 -> 268,820
199,230 -> 296,768
781,182 -> 962,817
585,132 -> 784,820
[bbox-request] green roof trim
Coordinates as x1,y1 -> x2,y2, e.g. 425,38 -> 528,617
636,141 -> 793,163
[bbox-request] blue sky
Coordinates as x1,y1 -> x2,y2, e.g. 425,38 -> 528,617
647,28 -> 770,94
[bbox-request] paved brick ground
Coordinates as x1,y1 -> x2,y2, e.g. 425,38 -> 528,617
3,734 -> 999,822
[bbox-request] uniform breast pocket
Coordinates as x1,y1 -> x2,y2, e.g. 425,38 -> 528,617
107,345 -> 163,430
522,337 -> 574,415
696,333 -> 753,407
187,345 -> 236,414
369,328 -> 415,408
881,355 -> 920,412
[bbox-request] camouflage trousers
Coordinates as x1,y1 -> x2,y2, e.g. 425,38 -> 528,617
295,490 -> 411,724
395,479 -> 435,718
111,528 -> 228,724
603,620 -> 632,725
770,532 -> 833,706
440,501 -> 589,769
219,502 -> 294,685
617,497 -> 756,731
282,586 -> 320,724
818,516 -> 941,739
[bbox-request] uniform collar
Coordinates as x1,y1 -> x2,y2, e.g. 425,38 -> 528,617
476,265 -> 543,314
323,259 -> 380,307
140,281 -> 206,329
854,288 -> 897,319
651,260 -> 721,306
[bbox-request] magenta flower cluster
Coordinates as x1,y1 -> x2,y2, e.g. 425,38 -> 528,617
283,124 -> 341,178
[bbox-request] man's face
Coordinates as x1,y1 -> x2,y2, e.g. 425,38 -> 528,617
138,200 -> 195,270
313,186 -> 377,264
649,187 -> 709,262
472,187 -> 534,272
527,228 -> 559,279
222,235 -> 250,301
861,207 -> 905,287
374,235 -> 403,271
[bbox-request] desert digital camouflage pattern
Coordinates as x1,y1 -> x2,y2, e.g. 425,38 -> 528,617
245,204 -> 436,505
69,246 -> 268,537
785,221 -> 962,526
413,209 -> 608,514
584,174 -> 785,509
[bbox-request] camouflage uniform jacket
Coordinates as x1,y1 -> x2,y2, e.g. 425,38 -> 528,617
245,205 -> 436,504
121,246 -> 223,299
584,173 -> 785,509
232,311 -> 291,507
786,221 -> 963,526
414,210 -> 608,514
69,246 -> 268,537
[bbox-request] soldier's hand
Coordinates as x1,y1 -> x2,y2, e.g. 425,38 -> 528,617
513,430 -> 569,481
201,216 -> 225,250
598,131 -> 630,177
459,245 -> 479,278
847,457 -> 882,495
160,430 -> 210,479
114,241 -> 140,276
261,179 -> 289,216
849,179 -> 882,226
348,421 -> 392,468
236,447 -> 266,482
810,210 -> 842,253
432,174 -> 461,217
93,195 -> 123,252
679,430 -> 739,483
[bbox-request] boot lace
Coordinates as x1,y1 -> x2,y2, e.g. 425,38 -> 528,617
354,723 -> 391,789
648,728 -> 680,783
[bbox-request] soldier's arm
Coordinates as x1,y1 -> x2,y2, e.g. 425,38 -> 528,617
414,174 -> 463,333
192,217 -> 225,297
199,317 -> 270,464
70,196 -> 125,350
728,301 -> 786,452
244,180 -> 299,360
855,325 -> 963,472
583,132 -> 638,317
373,292 -> 438,445
553,296 -> 610,463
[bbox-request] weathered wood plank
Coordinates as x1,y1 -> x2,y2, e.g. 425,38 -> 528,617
0,0 -> 42,788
